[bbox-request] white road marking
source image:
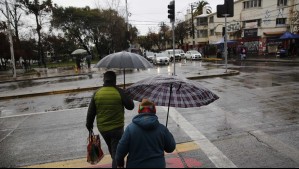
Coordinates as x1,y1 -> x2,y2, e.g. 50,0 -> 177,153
164,107 -> 237,168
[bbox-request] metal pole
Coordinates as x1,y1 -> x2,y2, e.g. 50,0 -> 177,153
5,0 -> 16,79
126,0 -> 131,52
172,0 -> 176,76
224,14 -> 228,73
191,4 -> 195,50
172,21 -> 176,76
125,0 -> 129,31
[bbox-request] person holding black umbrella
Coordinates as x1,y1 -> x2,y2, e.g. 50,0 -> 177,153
86,71 -> 135,168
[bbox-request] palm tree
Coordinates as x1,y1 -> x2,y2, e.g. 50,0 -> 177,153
194,0 -> 212,16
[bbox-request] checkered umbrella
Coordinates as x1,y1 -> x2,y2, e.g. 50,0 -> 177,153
126,75 -> 219,126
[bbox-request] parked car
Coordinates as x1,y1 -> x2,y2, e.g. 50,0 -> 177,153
164,49 -> 184,62
145,51 -> 155,62
185,50 -> 202,60
153,53 -> 170,65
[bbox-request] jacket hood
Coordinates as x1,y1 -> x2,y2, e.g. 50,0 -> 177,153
132,114 -> 160,130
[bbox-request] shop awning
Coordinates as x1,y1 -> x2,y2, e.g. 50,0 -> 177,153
263,31 -> 285,36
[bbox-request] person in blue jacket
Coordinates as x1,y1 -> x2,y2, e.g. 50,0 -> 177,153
115,99 -> 176,168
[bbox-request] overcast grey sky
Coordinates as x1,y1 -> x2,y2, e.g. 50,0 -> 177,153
52,0 -> 223,35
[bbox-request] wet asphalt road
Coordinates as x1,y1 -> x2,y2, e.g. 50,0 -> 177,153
0,61 -> 298,168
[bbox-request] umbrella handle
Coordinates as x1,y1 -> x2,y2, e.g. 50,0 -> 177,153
123,69 -> 126,89
166,84 -> 173,128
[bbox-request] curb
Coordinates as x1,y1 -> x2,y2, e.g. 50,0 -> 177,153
0,72 -> 94,84
0,71 -> 239,101
187,70 -> 239,80
242,59 -> 299,63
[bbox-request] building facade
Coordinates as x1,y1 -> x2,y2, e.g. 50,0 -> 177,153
184,0 -> 299,56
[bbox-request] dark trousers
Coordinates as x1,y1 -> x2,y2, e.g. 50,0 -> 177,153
100,127 -> 124,168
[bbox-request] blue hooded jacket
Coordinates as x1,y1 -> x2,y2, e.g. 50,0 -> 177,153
115,113 -> 176,168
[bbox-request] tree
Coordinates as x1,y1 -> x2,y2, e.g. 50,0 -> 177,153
0,32 -> 10,70
0,21 -> 7,30
52,6 -> 135,58
194,0 -> 212,16
175,20 -> 190,48
43,34 -> 76,61
0,0 -> 23,41
19,0 -> 53,68
138,36 -> 152,51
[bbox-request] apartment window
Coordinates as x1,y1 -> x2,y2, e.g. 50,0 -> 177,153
197,30 -> 208,38
277,0 -> 288,6
243,19 -> 261,28
197,17 -> 208,26
243,0 -> 262,9
276,18 -> 286,25
210,29 -> 215,36
209,16 -> 214,23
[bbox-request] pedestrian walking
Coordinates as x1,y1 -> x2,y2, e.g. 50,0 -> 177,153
86,54 -> 92,69
86,71 -> 135,168
115,99 -> 176,168
76,55 -> 82,71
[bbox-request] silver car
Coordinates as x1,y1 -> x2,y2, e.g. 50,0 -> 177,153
185,50 -> 202,60
153,53 -> 170,65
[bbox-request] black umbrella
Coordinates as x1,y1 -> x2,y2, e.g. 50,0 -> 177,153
94,51 -> 154,88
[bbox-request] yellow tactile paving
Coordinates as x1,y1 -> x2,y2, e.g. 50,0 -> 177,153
23,141 -> 200,168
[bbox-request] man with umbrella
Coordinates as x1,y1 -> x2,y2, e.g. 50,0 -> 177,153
86,71 -> 135,168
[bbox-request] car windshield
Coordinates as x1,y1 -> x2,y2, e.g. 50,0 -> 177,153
167,50 -> 183,54
156,53 -> 167,58
189,51 -> 200,54
146,52 -> 155,56
175,50 -> 183,54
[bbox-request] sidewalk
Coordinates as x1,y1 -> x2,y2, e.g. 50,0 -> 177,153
24,141 -> 203,168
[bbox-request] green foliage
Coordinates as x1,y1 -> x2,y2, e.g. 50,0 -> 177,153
19,0 -> 54,68
175,21 -> 190,47
194,0 -> 212,16
51,7 -> 136,58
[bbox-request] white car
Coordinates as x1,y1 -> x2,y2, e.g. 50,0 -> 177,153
185,50 -> 202,60
145,52 -> 156,63
164,49 -> 184,62
153,53 -> 170,65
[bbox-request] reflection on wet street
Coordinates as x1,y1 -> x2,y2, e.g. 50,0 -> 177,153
0,61 -> 298,119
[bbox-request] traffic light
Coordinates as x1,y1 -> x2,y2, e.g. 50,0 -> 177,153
217,0 -> 234,18
168,1 -> 175,22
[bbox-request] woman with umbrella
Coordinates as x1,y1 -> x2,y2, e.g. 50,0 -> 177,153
115,99 -> 176,168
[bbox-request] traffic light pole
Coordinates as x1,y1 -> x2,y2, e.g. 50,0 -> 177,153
172,20 -> 176,76
191,4 -> 195,50
168,0 -> 176,76
224,14 -> 228,73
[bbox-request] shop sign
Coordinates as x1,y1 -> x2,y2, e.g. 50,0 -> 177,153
227,22 -> 241,32
244,29 -> 258,37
